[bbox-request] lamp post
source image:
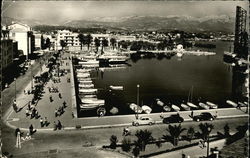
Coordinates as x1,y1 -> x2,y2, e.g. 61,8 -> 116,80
30,64 -> 33,91
136,84 -> 140,119
14,78 -> 16,100
207,127 -> 212,157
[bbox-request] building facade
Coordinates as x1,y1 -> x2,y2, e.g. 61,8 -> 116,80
56,30 -> 81,51
8,22 -> 34,58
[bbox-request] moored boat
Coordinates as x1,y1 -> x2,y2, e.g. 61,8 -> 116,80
79,60 -> 99,66
78,80 -> 93,84
80,103 -> 104,110
79,84 -> 94,88
110,107 -> 119,115
171,104 -> 181,112
156,99 -> 164,106
198,102 -> 210,110
79,88 -> 97,94
110,85 -> 124,90
79,94 -> 97,98
81,99 -> 105,104
141,105 -> 152,114
238,102 -> 247,107
181,104 -> 190,111
129,103 -> 143,113
206,101 -> 218,109
226,100 -> 238,107
77,73 -> 90,78
187,102 -> 199,109
163,105 -> 171,112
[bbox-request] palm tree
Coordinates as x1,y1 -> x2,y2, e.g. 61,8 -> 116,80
78,33 -> 85,50
94,38 -> 100,52
60,40 -> 67,50
186,126 -> 195,143
196,123 -> 214,142
134,129 -> 154,151
86,34 -> 93,50
121,138 -> 131,152
101,38 -> 109,53
110,38 -> 116,50
163,124 -> 186,146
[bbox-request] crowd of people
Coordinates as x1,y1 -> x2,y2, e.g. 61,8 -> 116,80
13,51 -> 70,139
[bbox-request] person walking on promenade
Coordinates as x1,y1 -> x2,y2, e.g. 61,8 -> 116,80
57,120 -> 62,130
59,93 -> 62,99
55,109 -> 58,117
53,121 -> 57,131
29,124 -> 36,135
44,117 -> 49,126
40,118 -> 44,127
63,101 -> 67,108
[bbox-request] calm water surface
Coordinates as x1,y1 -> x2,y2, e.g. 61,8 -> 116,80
79,41 -> 239,116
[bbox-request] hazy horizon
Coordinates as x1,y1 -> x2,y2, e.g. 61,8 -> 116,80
2,1 -> 248,25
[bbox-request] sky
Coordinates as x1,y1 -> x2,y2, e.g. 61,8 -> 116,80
2,1 -> 249,24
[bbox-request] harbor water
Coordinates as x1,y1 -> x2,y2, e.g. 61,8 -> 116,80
78,41 -> 246,117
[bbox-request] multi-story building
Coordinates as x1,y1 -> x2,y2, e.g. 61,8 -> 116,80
56,30 -> 81,51
34,33 -> 42,50
8,22 -> 34,58
1,26 -> 14,69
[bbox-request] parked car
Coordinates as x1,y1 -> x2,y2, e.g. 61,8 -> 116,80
193,112 -> 215,122
132,116 -> 155,126
163,114 -> 184,124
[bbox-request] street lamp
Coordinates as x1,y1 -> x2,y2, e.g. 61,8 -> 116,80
14,78 -> 16,100
207,127 -> 212,157
136,84 -> 140,119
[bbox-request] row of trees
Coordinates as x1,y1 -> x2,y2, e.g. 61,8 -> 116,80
108,123 -> 234,157
41,35 -> 51,50
77,34 -> 117,52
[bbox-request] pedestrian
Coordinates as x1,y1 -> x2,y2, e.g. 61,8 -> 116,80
24,90 -> 26,94
55,109 -> 58,117
59,93 -> 62,99
28,101 -> 31,110
63,101 -> 67,108
57,120 -> 62,130
25,109 -> 30,117
40,118 -> 44,127
35,110 -> 39,119
191,111 -> 194,118
44,117 -> 48,126
29,124 -> 34,135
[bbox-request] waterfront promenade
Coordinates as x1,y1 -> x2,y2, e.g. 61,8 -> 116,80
2,52 -> 248,132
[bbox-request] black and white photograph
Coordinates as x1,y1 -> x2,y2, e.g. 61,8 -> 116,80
0,0 -> 249,157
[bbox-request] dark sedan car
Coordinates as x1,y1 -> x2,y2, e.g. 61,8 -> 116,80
163,114 -> 184,124
193,112 -> 215,122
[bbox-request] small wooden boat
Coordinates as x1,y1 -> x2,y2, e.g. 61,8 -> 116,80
163,105 -> 171,112
78,80 -> 93,84
238,102 -> 246,107
141,105 -> 152,114
79,88 -> 97,94
206,101 -> 218,109
156,99 -> 164,106
80,103 -> 104,110
76,69 -> 92,73
110,107 -> 119,115
226,100 -> 238,107
187,102 -> 199,109
129,103 -> 143,113
79,84 -> 94,88
198,102 -> 210,110
81,99 -> 105,104
243,102 -> 248,106
79,60 -> 99,65
78,78 -> 92,81
80,95 -> 97,98
181,104 -> 190,111
77,73 -> 90,78
110,85 -> 124,90
171,104 -> 181,112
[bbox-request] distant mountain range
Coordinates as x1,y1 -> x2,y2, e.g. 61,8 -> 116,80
2,15 -> 235,33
